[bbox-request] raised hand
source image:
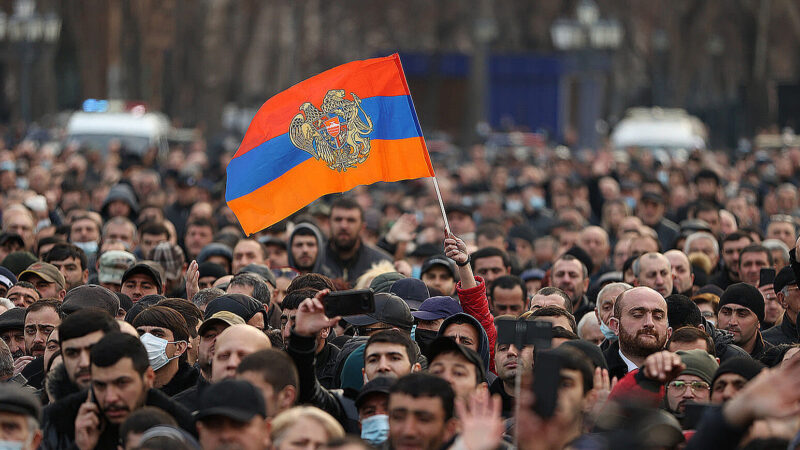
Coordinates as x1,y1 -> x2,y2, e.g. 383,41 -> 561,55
385,213 -> 418,244
75,391 -> 103,450
455,389 -> 504,450
444,232 -> 469,266
294,290 -> 341,337
641,350 -> 685,382
185,260 -> 200,301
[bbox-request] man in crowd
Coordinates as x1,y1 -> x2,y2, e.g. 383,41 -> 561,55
763,266 -> 800,345
633,252 -> 673,298
594,282 -> 631,346
121,263 -> 163,301
387,373 -> 458,450
18,262 -> 66,300
716,282 -> 772,359
711,232 -> 753,289
210,324 -> 271,382
236,349 -> 298,418
320,198 -> 392,283
43,243 -> 89,291
420,255 -> 458,296
470,247 -> 511,287
664,250 -> 693,296
232,238 -> 269,275
529,287 -> 571,311
737,244 -> 772,287
605,286 -> 672,380
550,254 -> 592,320
195,379 -> 271,450
488,275 -> 527,316
0,384 -> 42,449
287,221 -> 332,275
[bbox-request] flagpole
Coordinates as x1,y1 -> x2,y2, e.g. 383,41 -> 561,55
431,177 -> 451,235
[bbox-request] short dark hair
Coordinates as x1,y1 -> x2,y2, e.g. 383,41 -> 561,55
476,223 -> 505,243
553,254 -> 589,279
286,273 -> 335,293
738,244 -> 773,267
330,197 -> 364,221
489,275 -> 527,303
667,326 -> 715,356
36,236 -> 65,256
470,247 -> 510,271
690,201 -> 720,219
132,306 -> 190,343
236,349 -> 299,393
186,218 -> 215,234
25,299 -> 63,320
156,299 -> 203,339
120,407 -> 177,448
542,345 -> 594,394
533,287 -> 572,310
666,294 -> 703,329
365,330 -> 416,366
721,231 -> 752,247
229,272 -> 271,305
528,305 -> 577,333
43,243 -> 87,271
13,280 -> 37,292
90,332 -> 150,375
139,221 -> 169,237
551,327 -> 580,342
59,308 -> 119,344
281,288 -> 317,311
390,373 -> 455,420
325,437 -> 372,450
234,238 -> 268,262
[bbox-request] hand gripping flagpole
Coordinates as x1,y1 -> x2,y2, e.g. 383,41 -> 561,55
432,177 -> 451,235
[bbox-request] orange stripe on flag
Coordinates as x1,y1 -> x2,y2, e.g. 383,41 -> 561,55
228,137 -> 433,235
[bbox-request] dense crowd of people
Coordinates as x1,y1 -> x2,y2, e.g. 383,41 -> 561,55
0,131 -> 798,449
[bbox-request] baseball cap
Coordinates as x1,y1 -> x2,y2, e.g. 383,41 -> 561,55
412,296 -> 463,321
97,250 -> 136,284
203,294 -> 263,322
0,308 -> 24,333
195,379 -> 266,422
344,293 -> 414,329
420,255 -> 457,279
198,311 -> 246,336
427,336 -> 486,383
355,376 -> 396,409
640,192 -> 665,204
0,267 -> 17,290
122,263 -> 163,293
0,251 -> 37,276
369,272 -> 404,294
520,268 -> 545,282
389,278 -> 430,310
62,285 -> 121,317
0,383 -> 41,421
773,266 -> 796,294
19,262 -> 66,290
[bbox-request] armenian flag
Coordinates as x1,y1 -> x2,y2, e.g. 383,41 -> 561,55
225,53 -> 434,235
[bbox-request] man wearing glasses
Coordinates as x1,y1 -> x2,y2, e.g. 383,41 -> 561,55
763,266 -> 800,345
609,348 -> 718,425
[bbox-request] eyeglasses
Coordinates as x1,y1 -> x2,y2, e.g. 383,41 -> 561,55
667,380 -> 710,394
271,267 -> 299,280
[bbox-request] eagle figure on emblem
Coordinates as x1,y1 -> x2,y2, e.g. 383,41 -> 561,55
289,90 -> 374,172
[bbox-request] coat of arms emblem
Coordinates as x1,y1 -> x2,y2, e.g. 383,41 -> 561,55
289,90 -> 374,172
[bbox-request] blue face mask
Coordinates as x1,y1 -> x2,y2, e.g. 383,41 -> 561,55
361,414 -> 389,445
506,200 -> 523,213
624,197 -> 637,210
411,265 -> 422,279
529,196 -> 545,210
74,240 -> 98,256
599,319 -> 618,341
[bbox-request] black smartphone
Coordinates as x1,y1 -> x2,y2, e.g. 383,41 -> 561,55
532,350 -> 561,418
323,289 -> 375,317
89,387 -> 105,429
496,318 -> 553,350
759,268 -> 776,288
682,402 -> 714,430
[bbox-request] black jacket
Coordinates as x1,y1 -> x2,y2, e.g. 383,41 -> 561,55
316,342 -> 341,390
159,361 -> 200,397
41,388 -> 195,450
602,340 -> 630,382
749,330 -> 772,361
685,405 -> 747,450
320,241 -> 392,283
488,377 -> 515,419
43,363 -> 81,405
173,373 -> 211,413
287,330 -> 360,433
762,313 -> 799,346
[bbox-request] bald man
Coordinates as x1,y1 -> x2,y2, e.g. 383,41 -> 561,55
211,324 -> 271,382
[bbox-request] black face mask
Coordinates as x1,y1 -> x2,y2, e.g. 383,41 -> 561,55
414,328 -> 438,359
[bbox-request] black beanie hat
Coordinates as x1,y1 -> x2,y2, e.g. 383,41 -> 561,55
719,282 -> 765,323
711,356 -> 765,389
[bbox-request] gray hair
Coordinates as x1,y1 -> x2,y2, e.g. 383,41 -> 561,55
683,232 -> 719,256
596,282 -> 633,305
229,272 -> 271,305
0,339 -> 13,380
191,288 -> 225,309
762,239 -> 790,265
577,313 -> 599,339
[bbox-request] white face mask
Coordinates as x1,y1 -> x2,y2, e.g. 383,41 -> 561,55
0,440 -> 23,450
140,333 -> 185,370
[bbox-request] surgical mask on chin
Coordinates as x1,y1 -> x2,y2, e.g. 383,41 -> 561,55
0,439 -> 25,450
360,414 -> 389,445
505,200 -> 523,213
140,333 -> 184,370
529,196 -> 545,210
411,265 -> 422,280
73,240 -> 98,256
599,320 -> 618,341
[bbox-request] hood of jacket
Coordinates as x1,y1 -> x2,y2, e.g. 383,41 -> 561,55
101,183 -> 139,218
437,312 -> 491,371
288,222 -> 328,273
44,362 -> 81,404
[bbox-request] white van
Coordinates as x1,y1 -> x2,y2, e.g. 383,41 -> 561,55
610,108 -> 708,150
66,108 -> 171,158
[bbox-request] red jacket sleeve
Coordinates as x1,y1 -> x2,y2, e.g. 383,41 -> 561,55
455,276 -> 497,374
607,368 -> 665,407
